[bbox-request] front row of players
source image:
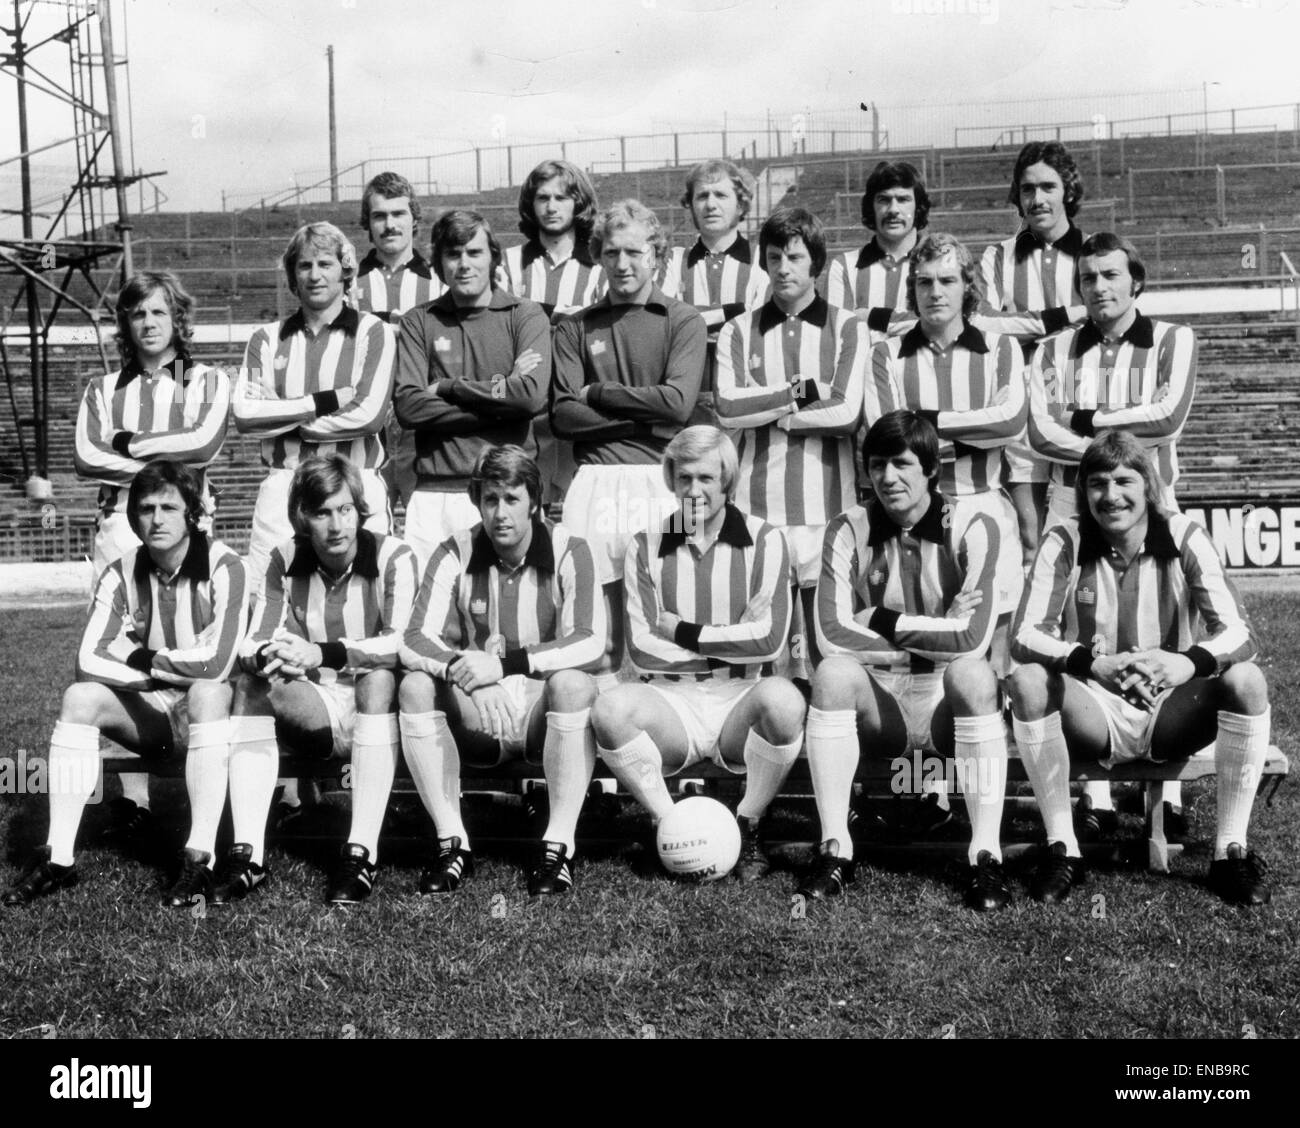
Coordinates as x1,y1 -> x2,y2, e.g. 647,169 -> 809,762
2,416 -> 1274,910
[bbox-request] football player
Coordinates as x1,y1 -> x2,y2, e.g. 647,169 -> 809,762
551,199 -> 706,679
800,411 -> 1010,910
392,209 -> 551,566
73,271 -> 231,837
590,425 -> 805,882
399,445 -> 608,896
1009,431 -> 1271,906
223,455 -> 418,906
2,461 -> 247,907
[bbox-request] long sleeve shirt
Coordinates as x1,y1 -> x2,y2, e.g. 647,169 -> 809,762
825,239 -> 913,334
351,249 -> 445,322
502,241 -> 604,319
977,224 -> 1085,342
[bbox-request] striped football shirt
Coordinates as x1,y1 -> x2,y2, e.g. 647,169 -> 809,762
660,235 -> 770,332
1011,511 -> 1255,676
241,530 -> 418,685
977,224 -> 1084,341
74,359 -> 230,516
825,239 -> 914,332
625,504 -> 791,679
235,305 -> 395,470
714,295 -> 865,526
502,241 -> 604,319
1027,313 -> 1198,495
864,321 -> 1027,495
815,494 -> 999,668
77,532 -> 248,690
401,520 -> 606,679
352,250 -> 445,322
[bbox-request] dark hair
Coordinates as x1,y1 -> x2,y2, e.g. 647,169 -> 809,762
1079,231 -> 1147,297
282,222 -> 358,296
517,159 -> 598,245
287,454 -> 371,537
429,209 -> 502,285
115,271 -> 194,367
906,232 -> 980,319
360,171 -> 422,234
1075,431 -> 1165,527
126,460 -> 206,539
759,207 -> 827,278
469,445 -> 542,515
1009,141 -> 1084,219
861,160 -> 930,232
863,410 -> 941,481
680,159 -> 756,223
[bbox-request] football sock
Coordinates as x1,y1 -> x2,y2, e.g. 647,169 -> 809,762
955,712 -> 1008,865
118,771 -> 151,812
1014,712 -> 1080,856
736,728 -> 802,821
46,720 -> 102,867
348,713 -> 399,861
598,731 -> 673,821
805,707 -> 859,861
542,709 -> 596,856
1214,708 -> 1269,861
228,715 -> 279,867
1082,779 -> 1114,811
184,720 -> 230,861
399,711 -> 468,847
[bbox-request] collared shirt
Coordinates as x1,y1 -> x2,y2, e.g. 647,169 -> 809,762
660,234 -> 770,331
392,288 -> 551,490
502,239 -> 603,319
352,249 -> 445,322
74,357 -> 230,516
241,529 -> 418,685
977,222 -> 1085,341
235,304 -> 395,470
865,319 -> 1027,495
624,503 -> 791,678
401,519 -> 606,679
550,286 -> 707,466
714,296 -> 865,526
825,237 -> 915,332
1027,311 -> 1198,494
1012,511 -> 1254,677
815,493 -> 999,669
77,532 -> 248,690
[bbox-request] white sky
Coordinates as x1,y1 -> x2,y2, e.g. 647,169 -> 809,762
2,0 -> 1297,215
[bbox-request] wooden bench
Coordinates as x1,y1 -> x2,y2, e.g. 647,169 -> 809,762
100,743 -> 1289,873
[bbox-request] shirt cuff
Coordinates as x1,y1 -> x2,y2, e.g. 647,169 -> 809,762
866,307 -> 893,333
1065,645 -> 1095,680
674,621 -> 704,651
111,431 -> 135,457
868,607 -> 900,642
318,641 -> 348,669
502,648 -> 531,677
585,383 -> 605,409
125,648 -> 155,673
1070,409 -> 1096,437
1180,645 -> 1218,679
1042,306 -> 1070,335
720,302 -> 746,321
793,380 -> 821,409
312,390 -> 340,415
917,409 -> 941,431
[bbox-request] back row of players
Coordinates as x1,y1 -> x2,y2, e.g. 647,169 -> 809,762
1,142 -> 1272,911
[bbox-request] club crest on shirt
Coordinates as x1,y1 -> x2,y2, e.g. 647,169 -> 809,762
470,599 -> 488,616
273,355 -> 288,370
749,354 -> 763,371
1077,587 -> 1095,604
589,338 -> 607,357
869,569 -> 887,586
434,336 -> 451,353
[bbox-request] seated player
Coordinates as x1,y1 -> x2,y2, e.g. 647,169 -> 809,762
2,461 -> 247,907
224,455 -> 418,906
800,411 -> 1010,911
1009,431 -> 1272,906
398,445 -> 608,896
590,425 -> 806,881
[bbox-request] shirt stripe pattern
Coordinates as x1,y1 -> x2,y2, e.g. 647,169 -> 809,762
502,243 -> 604,317
235,311 -> 395,469
978,231 -> 1082,338
714,302 -> 865,525
353,257 -> 445,319
401,524 -> 606,679
1011,514 -> 1254,673
77,537 -> 248,689
815,498 -> 999,667
661,243 -> 770,318
825,249 -> 911,317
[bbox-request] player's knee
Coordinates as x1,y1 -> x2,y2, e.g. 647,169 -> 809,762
591,686 -> 640,746
186,679 -> 232,722
752,678 -> 807,744
544,668 -> 596,713
1219,662 -> 1269,715
944,656 -> 999,715
398,670 -> 436,713
60,681 -> 108,726
354,668 -> 397,712
1007,662 -> 1056,719
810,656 -> 861,709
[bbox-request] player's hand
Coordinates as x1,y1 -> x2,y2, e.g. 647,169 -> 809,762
1122,650 -> 1196,696
946,588 -> 983,619
265,632 -> 323,673
1065,304 -> 1089,325
448,650 -> 504,693
469,683 -> 519,742
493,264 -> 509,291
656,609 -> 682,638
739,592 -> 772,625
1091,650 -> 1154,709
331,385 -> 357,411
510,349 -> 543,380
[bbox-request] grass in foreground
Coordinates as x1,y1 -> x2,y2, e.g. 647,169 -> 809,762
0,597 -> 1297,1039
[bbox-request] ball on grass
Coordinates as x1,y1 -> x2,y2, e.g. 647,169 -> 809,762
655,796 -> 741,882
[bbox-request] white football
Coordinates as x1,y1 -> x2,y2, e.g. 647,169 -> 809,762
655,797 -> 741,882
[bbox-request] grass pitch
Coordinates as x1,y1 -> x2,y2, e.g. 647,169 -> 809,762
1,596 -> 1297,1040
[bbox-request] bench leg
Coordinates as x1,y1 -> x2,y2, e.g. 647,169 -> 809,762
1145,782 -> 1170,873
